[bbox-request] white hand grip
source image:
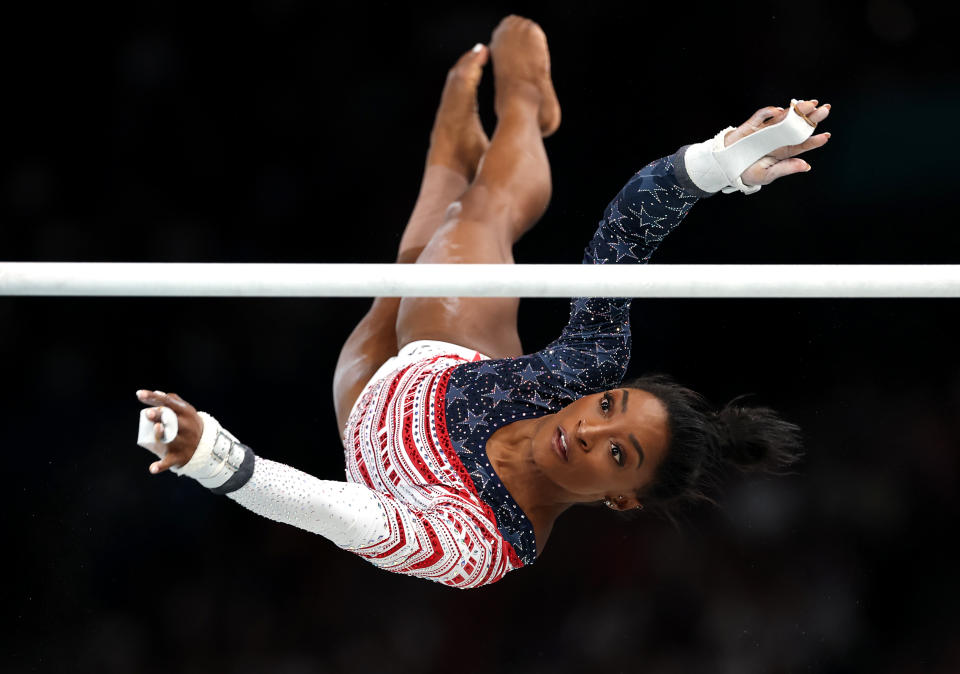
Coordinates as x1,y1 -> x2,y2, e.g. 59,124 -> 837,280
137,406 -> 178,456
684,99 -> 817,194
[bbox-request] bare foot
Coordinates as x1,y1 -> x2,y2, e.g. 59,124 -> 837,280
426,44 -> 491,181
489,15 -> 562,137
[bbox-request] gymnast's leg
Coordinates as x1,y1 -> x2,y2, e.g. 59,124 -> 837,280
395,15 -> 561,357
333,44 -> 491,430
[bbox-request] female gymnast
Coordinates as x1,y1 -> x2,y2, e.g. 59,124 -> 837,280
136,16 -> 830,588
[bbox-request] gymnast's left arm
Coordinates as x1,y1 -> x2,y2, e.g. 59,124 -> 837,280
596,99 -> 833,265
536,99 -> 833,394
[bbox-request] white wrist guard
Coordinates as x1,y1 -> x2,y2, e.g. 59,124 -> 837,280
169,411 -> 256,494
683,99 -> 816,195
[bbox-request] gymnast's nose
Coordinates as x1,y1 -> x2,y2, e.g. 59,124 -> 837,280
575,419 -> 598,452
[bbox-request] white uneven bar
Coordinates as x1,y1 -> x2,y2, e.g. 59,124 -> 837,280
1,263 -> 959,298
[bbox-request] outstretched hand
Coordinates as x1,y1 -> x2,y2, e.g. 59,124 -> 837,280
725,99 -> 832,187
136,389 -> 203,474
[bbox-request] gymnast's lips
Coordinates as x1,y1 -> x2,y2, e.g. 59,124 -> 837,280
554,426 -> 568,461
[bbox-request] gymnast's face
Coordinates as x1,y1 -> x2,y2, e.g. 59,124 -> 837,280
533,388 -> 670,506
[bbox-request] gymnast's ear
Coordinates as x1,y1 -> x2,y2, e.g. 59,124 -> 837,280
605,495 -> 642,511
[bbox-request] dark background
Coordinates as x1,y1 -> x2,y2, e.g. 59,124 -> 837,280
4,1 -> 959,672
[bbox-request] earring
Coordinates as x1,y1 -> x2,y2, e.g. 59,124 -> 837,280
604,498 -> 614,508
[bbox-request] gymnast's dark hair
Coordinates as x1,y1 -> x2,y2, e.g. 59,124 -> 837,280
623,373 -> 803,518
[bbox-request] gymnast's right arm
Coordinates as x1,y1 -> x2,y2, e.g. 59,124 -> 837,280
135,390 -> 508,589
136,390 -> 389,546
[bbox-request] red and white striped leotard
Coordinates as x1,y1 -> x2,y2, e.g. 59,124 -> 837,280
340,341 -> 525,588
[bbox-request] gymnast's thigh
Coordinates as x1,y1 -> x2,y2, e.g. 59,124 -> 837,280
396,215 -> 524,360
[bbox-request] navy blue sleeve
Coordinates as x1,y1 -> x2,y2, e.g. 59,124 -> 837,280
446,150 -> 704,428
526,149 -> 703,403
441,150 -> 705,563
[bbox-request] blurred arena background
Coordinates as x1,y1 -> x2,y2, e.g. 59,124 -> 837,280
3,1 -> 959,672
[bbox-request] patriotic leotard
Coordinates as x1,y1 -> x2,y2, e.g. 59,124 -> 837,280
218,150 -> 705,588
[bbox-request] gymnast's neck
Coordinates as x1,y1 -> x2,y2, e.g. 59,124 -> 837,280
485,416 -> 574,556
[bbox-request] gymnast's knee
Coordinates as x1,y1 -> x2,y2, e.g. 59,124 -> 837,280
455,186 -> 539,243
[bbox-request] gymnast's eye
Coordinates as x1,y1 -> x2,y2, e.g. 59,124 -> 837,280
600,392 -> 613,414
610,443 -> 624,466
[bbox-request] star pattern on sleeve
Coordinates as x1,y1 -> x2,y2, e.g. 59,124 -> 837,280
558,360 -> 588,387
571,297 -> 591,314
638,181 -> 672,205
595,343 -> 620,365
608,236 -> 639,262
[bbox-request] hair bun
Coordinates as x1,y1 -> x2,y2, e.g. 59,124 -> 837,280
716,399 -> 803,472
621,374 -> 806,517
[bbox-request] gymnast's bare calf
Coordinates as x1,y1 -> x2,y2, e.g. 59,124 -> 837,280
136,16 -> 830,588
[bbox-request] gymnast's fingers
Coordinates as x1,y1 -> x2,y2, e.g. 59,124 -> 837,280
137,389 -> 195,415
748,105 -> 785,128
136,389 -> 166,406
807,103 -> 831,125
724,106 -> 784,147
761,157 -> 811,185
148,453 -> 179,475
771,132 -> 831,160
793,99 -> 819,119
166,392 -> 196,413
